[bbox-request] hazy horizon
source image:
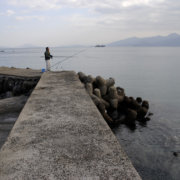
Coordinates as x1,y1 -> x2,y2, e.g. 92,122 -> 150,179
0,33 -> 180,48
1,0 -> 180,47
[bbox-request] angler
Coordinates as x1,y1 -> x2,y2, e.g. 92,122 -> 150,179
44,47 -> 53,71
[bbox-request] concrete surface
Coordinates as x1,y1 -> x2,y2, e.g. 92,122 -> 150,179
0,66 -> 42,77
0,71 -> 141,180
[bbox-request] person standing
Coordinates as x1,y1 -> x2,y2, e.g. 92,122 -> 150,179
44,47 -> 53,71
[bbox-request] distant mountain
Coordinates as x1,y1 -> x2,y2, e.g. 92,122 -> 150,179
108,33 -> 180,47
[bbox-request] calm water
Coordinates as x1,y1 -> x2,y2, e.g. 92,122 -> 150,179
0,47 -> 180,179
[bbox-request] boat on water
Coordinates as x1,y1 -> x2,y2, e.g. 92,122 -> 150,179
95,45 -> 106,47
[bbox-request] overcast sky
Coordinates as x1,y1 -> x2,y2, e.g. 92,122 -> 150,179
0,0 -> 180,47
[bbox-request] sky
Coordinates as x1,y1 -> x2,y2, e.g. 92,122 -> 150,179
0,0 -> 180,47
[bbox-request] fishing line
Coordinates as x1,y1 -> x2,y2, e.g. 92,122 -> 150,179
50,47 -> 91,70
40,55 -> 72,58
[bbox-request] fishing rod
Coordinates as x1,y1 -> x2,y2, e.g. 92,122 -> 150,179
50,47 -> 91,70
40,55 -> 72,58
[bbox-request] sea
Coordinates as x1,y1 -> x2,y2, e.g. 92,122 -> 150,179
0,47 -> 180,180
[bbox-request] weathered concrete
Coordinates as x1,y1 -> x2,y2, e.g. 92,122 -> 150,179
0,71 -> 141,180
0,66 -> 41,77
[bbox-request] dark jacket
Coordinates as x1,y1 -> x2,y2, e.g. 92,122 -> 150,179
44,51 -> 53,60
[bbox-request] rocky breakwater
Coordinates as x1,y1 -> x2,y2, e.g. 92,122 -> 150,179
0,75 -> 39,99
0,74 -> 40,149
78,72 -> 152,128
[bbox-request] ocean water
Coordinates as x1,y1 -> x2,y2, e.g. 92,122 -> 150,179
0,47 -> 180,179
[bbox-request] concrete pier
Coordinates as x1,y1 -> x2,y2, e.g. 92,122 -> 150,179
0,66 -> 41,77
0,71 -> 141,180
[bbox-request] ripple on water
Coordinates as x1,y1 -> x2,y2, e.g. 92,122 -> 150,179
112,103 -> 180,180
0,113 -> 19,149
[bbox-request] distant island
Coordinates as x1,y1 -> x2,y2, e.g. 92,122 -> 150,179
107,33 -> 180,47
95,45 -> 106,47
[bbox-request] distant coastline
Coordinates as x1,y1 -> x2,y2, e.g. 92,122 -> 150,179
1,33 -> 180,48
107,33 -> 180,47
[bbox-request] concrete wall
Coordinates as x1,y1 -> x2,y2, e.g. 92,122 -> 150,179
0,71 -> 141,180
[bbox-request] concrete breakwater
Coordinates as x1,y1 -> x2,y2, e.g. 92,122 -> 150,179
0,71 -> 141,179
0,68 -> 151,129
78,72 -> 152,128
0,67 -> 148,179
0,71 -> 151,130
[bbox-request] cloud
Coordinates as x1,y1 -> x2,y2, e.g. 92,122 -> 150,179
16,15 -> 45,21
9,0 -> 61,10
68,13 -> 125,27
6,9 -> 15,16
7,0 -> 180,28
7,0 -> 165,10
121,0 -> 165,7
0,9 -> 15,16
4,0 -> 180,45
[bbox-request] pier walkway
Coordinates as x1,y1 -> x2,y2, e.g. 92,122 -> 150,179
0,71 -> 141,180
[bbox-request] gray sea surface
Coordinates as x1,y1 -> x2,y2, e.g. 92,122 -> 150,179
0,47 -> 180,179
